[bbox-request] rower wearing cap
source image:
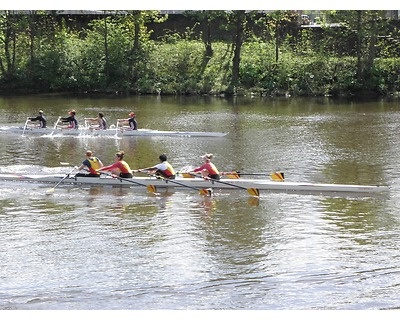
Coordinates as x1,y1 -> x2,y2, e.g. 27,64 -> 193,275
60,110 -> 78,129
29,110 -> 47,128
134,154 -> 176,179
192,153 -> 220,180
117,112 -> 137,130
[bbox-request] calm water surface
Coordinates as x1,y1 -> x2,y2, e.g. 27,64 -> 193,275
0,95 -> 399,310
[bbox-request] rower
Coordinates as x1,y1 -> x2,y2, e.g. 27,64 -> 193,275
117,112 -> 137,130
85,112 -> 107,130
60,110 -> 78,129
75,150 -> 104,177
28,110 -> 47,128
97,150 -> 133,178
134,154 -> 176,179
191,153 -> 220,180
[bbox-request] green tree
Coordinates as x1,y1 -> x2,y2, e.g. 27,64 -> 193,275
0,11 -> 22,83
82,16 -> 130,90
118,10 -> 165,92
326,10 -> 387,88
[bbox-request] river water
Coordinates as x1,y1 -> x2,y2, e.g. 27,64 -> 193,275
0,94 -> 399,310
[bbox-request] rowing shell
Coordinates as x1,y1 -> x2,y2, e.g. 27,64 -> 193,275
0,126 -> 227,137
0,173 -> 389,194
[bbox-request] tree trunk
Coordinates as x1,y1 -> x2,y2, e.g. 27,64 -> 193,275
29,13 -> 35,66
356,10 -> 363,83
366,16 -> 378,72
275,21 -> 279,63
230,11 -> 245,93
103,14 -> 110,86
203,16 -> 213,58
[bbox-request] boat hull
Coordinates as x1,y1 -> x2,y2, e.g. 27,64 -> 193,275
0,126 -> 227,137
0,173 -> 389,194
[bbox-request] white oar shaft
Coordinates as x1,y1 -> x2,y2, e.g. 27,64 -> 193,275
53,116 -> 61,129
46,166 -> 77,193
114,121 -> 120,138
22,117 -> 30,136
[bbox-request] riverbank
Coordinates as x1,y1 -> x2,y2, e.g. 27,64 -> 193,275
1,38 -> 400,98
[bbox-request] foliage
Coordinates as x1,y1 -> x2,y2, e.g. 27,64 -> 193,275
148,40 -> 204,94
0,10 -> 400,97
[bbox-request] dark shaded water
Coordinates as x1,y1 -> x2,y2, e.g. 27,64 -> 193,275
0,94 -> 399,310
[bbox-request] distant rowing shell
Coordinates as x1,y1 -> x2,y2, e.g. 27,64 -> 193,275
0,126 -> 228,137
0,173 -> 390,195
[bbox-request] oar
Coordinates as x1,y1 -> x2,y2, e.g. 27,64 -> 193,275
53,116 -> 61,129
115,121 -> 119,138
181,171 -> 284,181
21,117 -> 30,136
187,173 -> 260,197
98,171 -> 157,193
221,171 -> 285,181
160,177 -> 212,196
270,172 -> 284,181
46,166 -> 77,194
134,169 -> 212,196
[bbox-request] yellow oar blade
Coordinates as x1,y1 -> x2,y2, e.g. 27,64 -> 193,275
271,172 -> 284,181
247,188 -> 260,197
182,173 -> 193,178
46,188 -> 55,194
199,189 -> 213,196
147,185 -> 157,193
226,173 -> 240,179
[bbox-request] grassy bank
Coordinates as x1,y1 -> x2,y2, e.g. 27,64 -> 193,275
2,40 -> 400,98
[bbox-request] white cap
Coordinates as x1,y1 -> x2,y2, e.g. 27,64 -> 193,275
201,153 -> 213,160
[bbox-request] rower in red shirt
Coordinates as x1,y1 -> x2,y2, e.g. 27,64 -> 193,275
97,150 -> 133,178
192,153 -> 220,180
